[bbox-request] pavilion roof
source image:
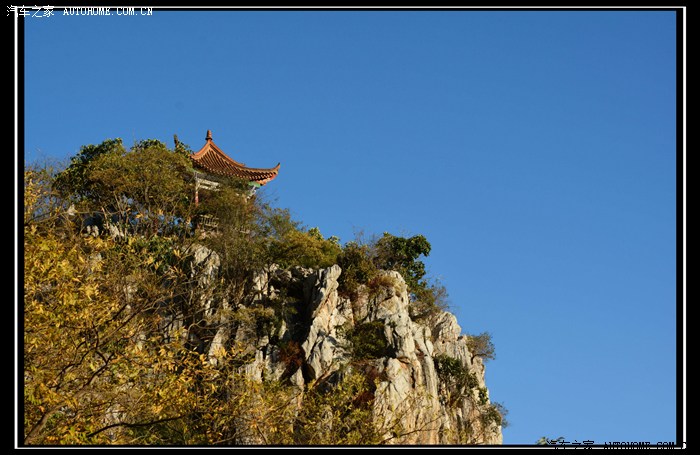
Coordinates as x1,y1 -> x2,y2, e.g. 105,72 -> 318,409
191,130 -> 280,185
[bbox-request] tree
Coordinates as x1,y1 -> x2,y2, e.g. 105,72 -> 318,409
280,372 -> 383,445
53,138 -> 126,201
371,233 -> 448,319
172,134 -> 194,160
24,165 -> 256,445
433,354 -> 479,406
25,149 -> 208,444
337,240 -> 379,300
196,180 -> 268,309
466,332 -> 496,363
53,138 -> 195,238
374,232 -> 431,291
84,143 -> 194,237
260,207 -> 341,269
24,217 -> 200,444
24,166 -> 68,230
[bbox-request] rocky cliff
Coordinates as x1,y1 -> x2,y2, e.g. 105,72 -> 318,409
191,244 -> 503,445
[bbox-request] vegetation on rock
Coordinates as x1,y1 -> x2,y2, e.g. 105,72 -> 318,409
22,137 -> 503,445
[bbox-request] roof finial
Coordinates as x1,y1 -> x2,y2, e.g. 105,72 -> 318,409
206,130 -> 213,141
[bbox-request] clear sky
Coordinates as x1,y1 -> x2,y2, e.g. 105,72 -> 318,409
21,8 -> 681,445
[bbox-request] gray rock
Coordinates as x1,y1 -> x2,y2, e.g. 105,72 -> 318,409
301,265 -> 353,381
297,266 -> 502,444
168,255 -> 503,445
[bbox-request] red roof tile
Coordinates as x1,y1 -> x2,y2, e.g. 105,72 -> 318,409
191,130 -> 280,185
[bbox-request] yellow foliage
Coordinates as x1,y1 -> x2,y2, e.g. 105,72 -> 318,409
22,162 -> 418,446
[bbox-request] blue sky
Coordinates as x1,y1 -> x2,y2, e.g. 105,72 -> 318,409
22,9 -> 681,445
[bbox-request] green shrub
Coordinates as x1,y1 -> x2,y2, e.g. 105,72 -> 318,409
261,208 -> 341,269
348,321 -> 389,360
286,372 -> 382,444
481,402 -> 509,429
434,354 -> 479,406
337,241 -> 379,299
366,273 -> 399,301
53,138 -> 126,201
478,387 -> 489,406
373,233 -> 449,320
434,354 -> 463,381
374,232 -> 430,291
434,354 -> 478,388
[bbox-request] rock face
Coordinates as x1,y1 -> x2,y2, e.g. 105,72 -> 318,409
301,265 -> 354,381
187,245 -> 503,445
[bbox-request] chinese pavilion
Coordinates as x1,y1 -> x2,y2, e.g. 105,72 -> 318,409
190,130 -> 280,204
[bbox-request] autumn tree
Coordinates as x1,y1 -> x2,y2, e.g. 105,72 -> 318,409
466,332 -> 496,363
53,138 -> 126,202
25,171 -> 205,444
260,207 -> 341,269
25,146 -> 217,444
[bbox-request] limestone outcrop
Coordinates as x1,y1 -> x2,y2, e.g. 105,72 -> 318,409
187,245 -> 503,445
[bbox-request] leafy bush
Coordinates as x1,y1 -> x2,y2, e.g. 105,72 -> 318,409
337,241 -> 379,299
374,232 -> 431,291
261,208 -> 341,269
284,372 -> 382,444
481,402 -> 509,429
366,273 -> 399,301
24,165 -> 72,235
53,138 -> 127,201
90,144 -> 194,237
348,321 -> 389,360
54,139 -> 195,239
433,354 -> 481,407
434,354 -> 479,391
340,232 -> 449,320
408,280 -> 450,320
478,387 -> 489,406
434,354 -> 462,380
466,332 -> 496,363
120,236 -> 181,275
493,402 -> 510,428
